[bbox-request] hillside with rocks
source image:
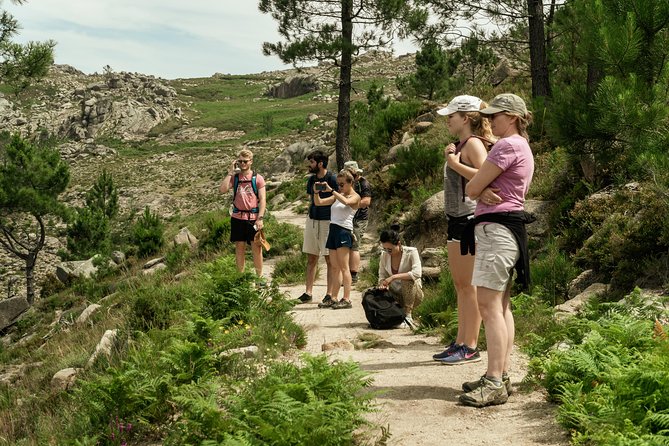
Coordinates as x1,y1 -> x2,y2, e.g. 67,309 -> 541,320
0,50 -> 421,308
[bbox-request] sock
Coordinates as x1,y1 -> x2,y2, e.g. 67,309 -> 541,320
485,375 -> 503,386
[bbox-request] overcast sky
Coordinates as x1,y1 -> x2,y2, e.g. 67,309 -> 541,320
5,1 -> 417,79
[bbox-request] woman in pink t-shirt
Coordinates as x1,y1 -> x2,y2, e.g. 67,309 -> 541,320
458,93 -> 534,408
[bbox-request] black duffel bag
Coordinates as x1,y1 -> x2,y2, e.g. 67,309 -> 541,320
361,287 -> 406,329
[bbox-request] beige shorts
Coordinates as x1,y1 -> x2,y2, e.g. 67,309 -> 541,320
302,217 -> 330,256
472,223 -> 519,291
351,219 -> 368,251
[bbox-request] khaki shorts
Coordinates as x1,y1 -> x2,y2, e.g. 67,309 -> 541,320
303,217 -> 330,256
472,223 -> 519,291
351,219 -> 368,251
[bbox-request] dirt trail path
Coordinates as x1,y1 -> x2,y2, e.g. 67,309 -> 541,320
266,208 -> 570,446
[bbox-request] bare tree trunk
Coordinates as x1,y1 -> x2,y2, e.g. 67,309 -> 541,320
526,0 -> 551,98
0,214 -> 45,305
335,0 -> 353,171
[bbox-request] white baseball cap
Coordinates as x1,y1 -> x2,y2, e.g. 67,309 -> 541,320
437,95 -> 483,116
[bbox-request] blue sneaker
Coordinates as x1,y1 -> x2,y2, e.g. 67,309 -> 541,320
437,345 -> 481,365
432,342 -> 460,361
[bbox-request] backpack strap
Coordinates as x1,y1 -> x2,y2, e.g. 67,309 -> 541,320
456,136 -> 491,202
232,171 -> 259,214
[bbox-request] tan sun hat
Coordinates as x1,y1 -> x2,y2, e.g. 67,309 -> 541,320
480,93 -> 528,116
343,160 -> 363,174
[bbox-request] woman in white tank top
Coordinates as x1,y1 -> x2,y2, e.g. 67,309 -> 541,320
314,169 -> 360,309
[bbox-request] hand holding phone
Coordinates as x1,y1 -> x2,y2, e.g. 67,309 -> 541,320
315,182 -> 326,191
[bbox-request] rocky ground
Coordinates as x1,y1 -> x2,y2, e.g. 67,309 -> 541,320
265,207 -> 571,446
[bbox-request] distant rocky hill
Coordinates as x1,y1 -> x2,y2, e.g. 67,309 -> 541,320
0,50 -> 417,301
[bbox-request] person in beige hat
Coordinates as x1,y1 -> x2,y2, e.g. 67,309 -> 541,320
458,93 -> 534,408
343,160 -> 371,284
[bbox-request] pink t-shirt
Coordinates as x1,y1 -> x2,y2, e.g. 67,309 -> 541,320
475,134 -> 534,217
229,172 -> 265,220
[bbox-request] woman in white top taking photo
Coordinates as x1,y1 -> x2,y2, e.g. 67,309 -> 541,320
313,169 -> 360,309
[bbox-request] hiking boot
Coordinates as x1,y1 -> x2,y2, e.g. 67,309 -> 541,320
297,293 -> 313,304
437,345 -> 481,365
318,294 -> 335,308
331,299 -> 353,309
432,342 -> 459,361
462,373 -> 512,396
459,376 -> 508,408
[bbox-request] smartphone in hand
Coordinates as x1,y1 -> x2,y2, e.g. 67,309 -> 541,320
315,182 -> 326,191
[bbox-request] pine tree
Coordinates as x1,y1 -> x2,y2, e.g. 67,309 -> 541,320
0,1 -> 55,95
0,134 -> 69,303
259,0 -> 428,170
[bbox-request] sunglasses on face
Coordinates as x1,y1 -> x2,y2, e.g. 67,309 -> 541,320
382,247 -> 393,253
237,159 -> 251,164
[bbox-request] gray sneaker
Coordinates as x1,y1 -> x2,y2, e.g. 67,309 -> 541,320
331,299 -> 353,309
459,376 -> 508,408
462,373 -> 512,395
318,294 -> 335,308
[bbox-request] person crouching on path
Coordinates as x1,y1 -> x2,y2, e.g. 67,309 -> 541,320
459,93 -> 535,408
298,150 -> 339,305
433,95 -> 494,365
343,160 -> 372,285
378,225 -> 424,328
219,149 -> 267,282
313,169 -> 360,309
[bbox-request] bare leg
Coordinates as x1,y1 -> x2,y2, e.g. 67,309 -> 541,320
234,242 -> 246,272
477,286 -> 506,379
325,254 -> 336,296
305,254 -> 318,295
337,247 -> 352,300
448,242 -> 481,348
251,240 -> 263,277
329,250 -> 341,300
502,284 -> 514,373
350,249 -> 361,274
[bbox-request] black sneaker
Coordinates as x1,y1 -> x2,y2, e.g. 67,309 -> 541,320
351,274 -> 359,284
318,294 -> 335,308
331,299 -> 353,309
297,293 -> 312,304
432,342 -> 459,361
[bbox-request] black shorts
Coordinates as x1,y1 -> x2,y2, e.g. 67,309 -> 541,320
447,214 -> 474,242
230,216 -> 257,245
325,223 -> 353,250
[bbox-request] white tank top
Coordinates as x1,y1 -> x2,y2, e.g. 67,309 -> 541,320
330,199 -> 355,230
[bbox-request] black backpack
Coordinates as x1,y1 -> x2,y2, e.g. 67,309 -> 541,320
361,288 -> 406,329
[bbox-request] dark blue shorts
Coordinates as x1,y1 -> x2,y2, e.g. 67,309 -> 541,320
325,223 -> 353,250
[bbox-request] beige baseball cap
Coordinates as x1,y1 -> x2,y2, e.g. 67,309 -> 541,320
480,93 -> 528,116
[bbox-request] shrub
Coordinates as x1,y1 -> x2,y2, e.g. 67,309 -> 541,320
66,208 -> 111,259
366,100 -> 423,159
132,207 -> 164,257
414,254 -> 457,333
391,139 -> 444,185
272,252 -> 310,285
199,214 -> 232,253
262,214 -> 303,258
531,238 -> 579,306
